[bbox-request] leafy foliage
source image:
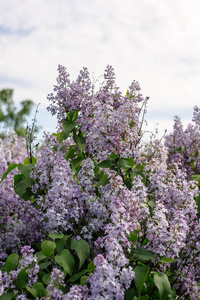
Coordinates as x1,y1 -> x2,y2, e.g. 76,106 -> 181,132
0,235 -> 92,298
0,89 -> 36,138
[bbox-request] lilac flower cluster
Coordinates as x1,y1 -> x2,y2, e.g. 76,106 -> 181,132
143,141 -> 200,296
165,107 -> 200,178
145,141 -> 199,254
46,268 -> 65,299
0,134 -> 44,266
30,132 -> 86,234
47,65 -> 144,160
87,254 -> 134,300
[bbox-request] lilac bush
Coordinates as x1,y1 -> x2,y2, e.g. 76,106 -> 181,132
1,65 -> 200,299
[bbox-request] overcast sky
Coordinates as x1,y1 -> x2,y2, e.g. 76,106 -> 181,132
1,0 -> 200,140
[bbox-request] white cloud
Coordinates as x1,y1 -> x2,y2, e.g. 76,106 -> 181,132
1,0 -> 200,139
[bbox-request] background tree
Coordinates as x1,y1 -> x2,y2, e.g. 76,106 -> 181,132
0,88 -> 36,138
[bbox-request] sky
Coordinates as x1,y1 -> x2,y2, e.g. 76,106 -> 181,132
1,0 -> 200,141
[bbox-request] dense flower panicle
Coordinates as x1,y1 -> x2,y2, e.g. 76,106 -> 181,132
87,254 -> 134,300
47,65 -> 144,160
46,268 -> 65,299
77,92 -> 141,161
31,133 -> 86,234
165,108 -> 200,178
193,106 -> 200,125
0,131 -> 27,167
146,201 -> 170,256
103,65 -> 116,89
63,285 -> 86,299
77,158 -> 95,193
144,141 -> 199,260
47,65 -> 92,129
104,174 -> 148,246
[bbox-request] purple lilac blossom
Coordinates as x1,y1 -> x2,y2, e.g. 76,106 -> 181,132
63,285 -> 89,299
0,134 -> 44,266
47,65 -> 143,161
87,254 -> 134,300
46,268 -> 65,299
165,109 -> 200,178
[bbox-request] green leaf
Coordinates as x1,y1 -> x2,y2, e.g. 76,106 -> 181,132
41,240 -> 56,257
58,131 -> 67,142
126,157 -> 135,167
73,133 -> 87,152
70,239 -> 90,269
159,257 -> 177,264
15,268 -> 29,289
96,173 -> 109,187
71,157 -> 84,172
117,158 -> 132,169
55,235 -> 71,254
42,274 -> 51,285
134,265 -> 149,297
39,261 -> 52,270
17,163 -> 35,176
135,163 -> 145,171
24,156 -> 37,165
68,269 -> 89,282
67,110 -> 79,123
62,121 -> 77,139
36,251 -> 47,262
97,160 -> 113,168
14,173 -> 24,185
94,165 -> 100,176
154,273 -> 171,300
124,289 -> 137,300
48,233 -> 64,240
109,152 -> 119,161
1,163 -> 18,182
124,178 -> 133,190
55,249 -> 75,276
14,177 -> 34,199
132,248 -> 155,262
80,275 -> 89,285
3,253 -> 19,273
65,145 -> 76,160
26,282 -> 47,298
88,260 -> 96,273
13,163 -> 35,199
0,293 -> 16,300
128,232 -> 138,243
148,200 -> 156,209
